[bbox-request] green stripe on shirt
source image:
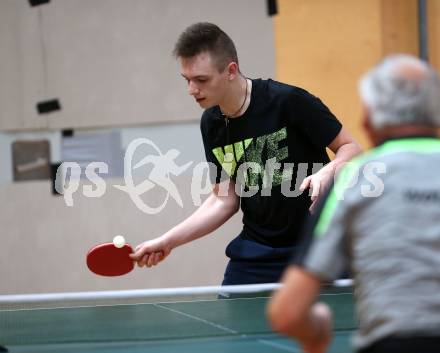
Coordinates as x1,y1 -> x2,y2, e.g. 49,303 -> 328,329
313,137 -> 440,238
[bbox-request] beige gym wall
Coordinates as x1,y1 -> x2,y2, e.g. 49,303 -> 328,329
0,0 -> 274,131
274,0 -> 420,149
0,0 -> 275,295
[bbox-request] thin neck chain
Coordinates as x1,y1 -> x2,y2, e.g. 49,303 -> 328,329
223,77 -> 248,118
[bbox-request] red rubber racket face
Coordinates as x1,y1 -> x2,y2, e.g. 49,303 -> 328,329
86,243 -> 134,276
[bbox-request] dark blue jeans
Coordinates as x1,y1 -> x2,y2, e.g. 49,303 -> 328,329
221,260 -> 286,285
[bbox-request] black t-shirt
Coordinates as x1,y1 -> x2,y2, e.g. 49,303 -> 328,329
200,78 -> 342,262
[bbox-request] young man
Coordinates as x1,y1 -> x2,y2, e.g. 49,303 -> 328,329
130,23 -> 361,285
267,54 -> 440,353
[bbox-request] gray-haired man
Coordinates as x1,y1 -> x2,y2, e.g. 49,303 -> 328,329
268,54 -> 440,353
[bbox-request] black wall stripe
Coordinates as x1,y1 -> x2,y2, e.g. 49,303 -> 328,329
267,0 -> 278,16
28,0 -> 51,7
36,99 -> 61,114
61,129 -> 74,138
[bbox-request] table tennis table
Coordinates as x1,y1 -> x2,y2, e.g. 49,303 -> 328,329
0,283 -> 356,353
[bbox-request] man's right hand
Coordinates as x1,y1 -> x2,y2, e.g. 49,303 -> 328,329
129,180 -> 238,268
129,237 -> 172,268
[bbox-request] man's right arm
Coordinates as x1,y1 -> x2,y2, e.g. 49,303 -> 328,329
130,179 -> 240,267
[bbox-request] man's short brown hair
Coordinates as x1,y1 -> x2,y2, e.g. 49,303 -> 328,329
173,22 -> 238,72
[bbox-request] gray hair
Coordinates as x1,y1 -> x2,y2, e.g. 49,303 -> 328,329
359,54 -> 440,128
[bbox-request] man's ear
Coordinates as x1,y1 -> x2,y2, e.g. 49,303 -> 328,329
362,104 -> 380,146
361,104 -> 371,132
226,62 -> 239,80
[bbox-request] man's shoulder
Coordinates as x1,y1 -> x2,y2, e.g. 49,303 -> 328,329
257,78 -> 317,102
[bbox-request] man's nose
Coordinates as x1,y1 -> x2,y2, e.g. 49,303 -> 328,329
188,81 -> 199,96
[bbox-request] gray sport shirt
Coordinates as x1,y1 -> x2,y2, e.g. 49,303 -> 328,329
300,137 -> 440,350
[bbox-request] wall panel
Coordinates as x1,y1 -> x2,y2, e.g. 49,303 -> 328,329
0,0 -> 274,131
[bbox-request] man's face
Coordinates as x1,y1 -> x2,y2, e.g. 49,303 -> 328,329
180,52 -> 230,109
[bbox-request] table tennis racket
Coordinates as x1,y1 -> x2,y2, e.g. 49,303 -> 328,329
86,242 -> 134,276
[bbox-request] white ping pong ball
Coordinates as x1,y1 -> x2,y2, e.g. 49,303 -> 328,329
113,235 -> 126,248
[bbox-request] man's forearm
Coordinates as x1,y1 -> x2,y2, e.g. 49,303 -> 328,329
330,142 -> 362,173
268,267 -> 331,351
162,185 -> 239,249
